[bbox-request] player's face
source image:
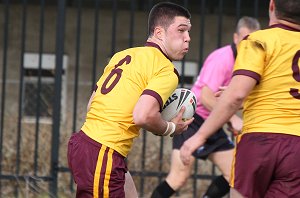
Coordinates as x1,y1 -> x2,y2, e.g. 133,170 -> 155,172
162,16 -> 191,61
234,27 -> 253,44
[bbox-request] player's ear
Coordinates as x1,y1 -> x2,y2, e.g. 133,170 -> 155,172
233,32 -> 238,45
154,26 -> 164,41
269,0 -> 275,12
268,0 -> 277,25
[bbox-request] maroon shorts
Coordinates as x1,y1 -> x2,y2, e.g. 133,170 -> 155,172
231,133 -> 300,198
67,131 -> 127,198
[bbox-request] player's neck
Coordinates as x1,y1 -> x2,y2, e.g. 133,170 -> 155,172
147,37 -> 170,59
278,19 -> 300,31
147,37 -> 163,50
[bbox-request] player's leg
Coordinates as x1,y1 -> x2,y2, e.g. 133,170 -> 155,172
68,131 -> 127,198
68,131 -> 93,198
151,149 -> 195,198
125,171 -> 138,198
166,149 -> 195,190
264,134 -> 300,198
232,133 -> 286,197
208,149 -> 233,182
199,128 -> 234,198
203,175 -> 230,198
202,149 -> 233,198
230,188 -> 244,198
151,118 -> 201,198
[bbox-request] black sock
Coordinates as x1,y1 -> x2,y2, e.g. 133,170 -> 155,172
151,180 -> 175,198
203,175 -> 230,198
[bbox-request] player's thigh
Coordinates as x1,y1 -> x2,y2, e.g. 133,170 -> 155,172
265,134 -> 300,198
68,131 -> 101,197
167,149 -> 195,181
231,133 -> 293,198
124,171 -> 138,198
68,131 -> 127,198
208,149 -> 234,181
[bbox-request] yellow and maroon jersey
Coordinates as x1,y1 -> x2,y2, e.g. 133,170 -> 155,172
82,42 -> 179,157
233,24 -> 300,136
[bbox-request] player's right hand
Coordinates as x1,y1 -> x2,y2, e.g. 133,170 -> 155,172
228,115 -> 243,136
170,106 -> 194,136
227,122 -> 240,136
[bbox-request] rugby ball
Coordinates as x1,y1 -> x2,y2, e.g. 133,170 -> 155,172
161,88 -> 197,121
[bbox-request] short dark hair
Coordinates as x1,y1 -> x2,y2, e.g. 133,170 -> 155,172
236,16 -> 261,33
274,0 -> 300,24
148,2 -> 191,37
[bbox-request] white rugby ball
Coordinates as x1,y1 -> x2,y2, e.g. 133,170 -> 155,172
161,88 -> 197,121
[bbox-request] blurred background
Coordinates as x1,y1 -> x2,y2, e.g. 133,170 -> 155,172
0,0 -> 269,197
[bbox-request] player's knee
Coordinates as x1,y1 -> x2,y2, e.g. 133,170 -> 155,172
166,150 -> 194,189
167,169 -> 190,188
222,172 -> 230,182
220,164 -> 231,182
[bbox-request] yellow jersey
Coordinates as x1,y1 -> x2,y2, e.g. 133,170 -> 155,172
233,24 -> 300,136
82,42 -> 179,157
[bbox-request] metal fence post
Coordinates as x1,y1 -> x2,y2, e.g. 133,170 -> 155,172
50,0 -> 66,196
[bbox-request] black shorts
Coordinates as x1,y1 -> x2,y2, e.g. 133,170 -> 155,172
173,113 -> 234,160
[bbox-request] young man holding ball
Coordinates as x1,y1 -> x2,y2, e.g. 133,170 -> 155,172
67,2 -> 193,197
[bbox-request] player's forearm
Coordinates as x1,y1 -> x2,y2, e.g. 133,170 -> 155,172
201,97 -> 216,112
178,96 -> 240,166
134,112 -> 169,135
198,90 -> 244,140
200,85 -> 217,112
201,75 -> 255,138
133,94 -> 169,135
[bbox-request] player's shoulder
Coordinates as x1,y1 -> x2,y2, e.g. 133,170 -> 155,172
111,46 -> 154,62
204,45 -> 233,66
112,46 -> 174,75
136,46 -> 173,69
208,45 -> 232,58
247,28 -> 266,37
247,27 -> 280,42
122,45 -> 169,61
243,28 -> 283,52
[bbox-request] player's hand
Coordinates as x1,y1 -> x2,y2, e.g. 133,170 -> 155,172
180,132 -> 205,165
170,106 -> 194,136
227,115 -> 243,136
215,86 -> 227,98
227,122 -> 239,136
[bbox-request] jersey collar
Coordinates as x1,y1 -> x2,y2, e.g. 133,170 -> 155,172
269,23 -> 300,32
145,42 -> 172,61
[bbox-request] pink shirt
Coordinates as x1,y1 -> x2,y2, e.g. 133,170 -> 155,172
191,45 -> 235,119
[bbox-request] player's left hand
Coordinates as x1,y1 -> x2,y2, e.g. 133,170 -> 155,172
215,86 -> 227,98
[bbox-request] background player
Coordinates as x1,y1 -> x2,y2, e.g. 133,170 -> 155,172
67,2 -> 194,197
151,16 -> 260,198
180,0 -> 300,197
